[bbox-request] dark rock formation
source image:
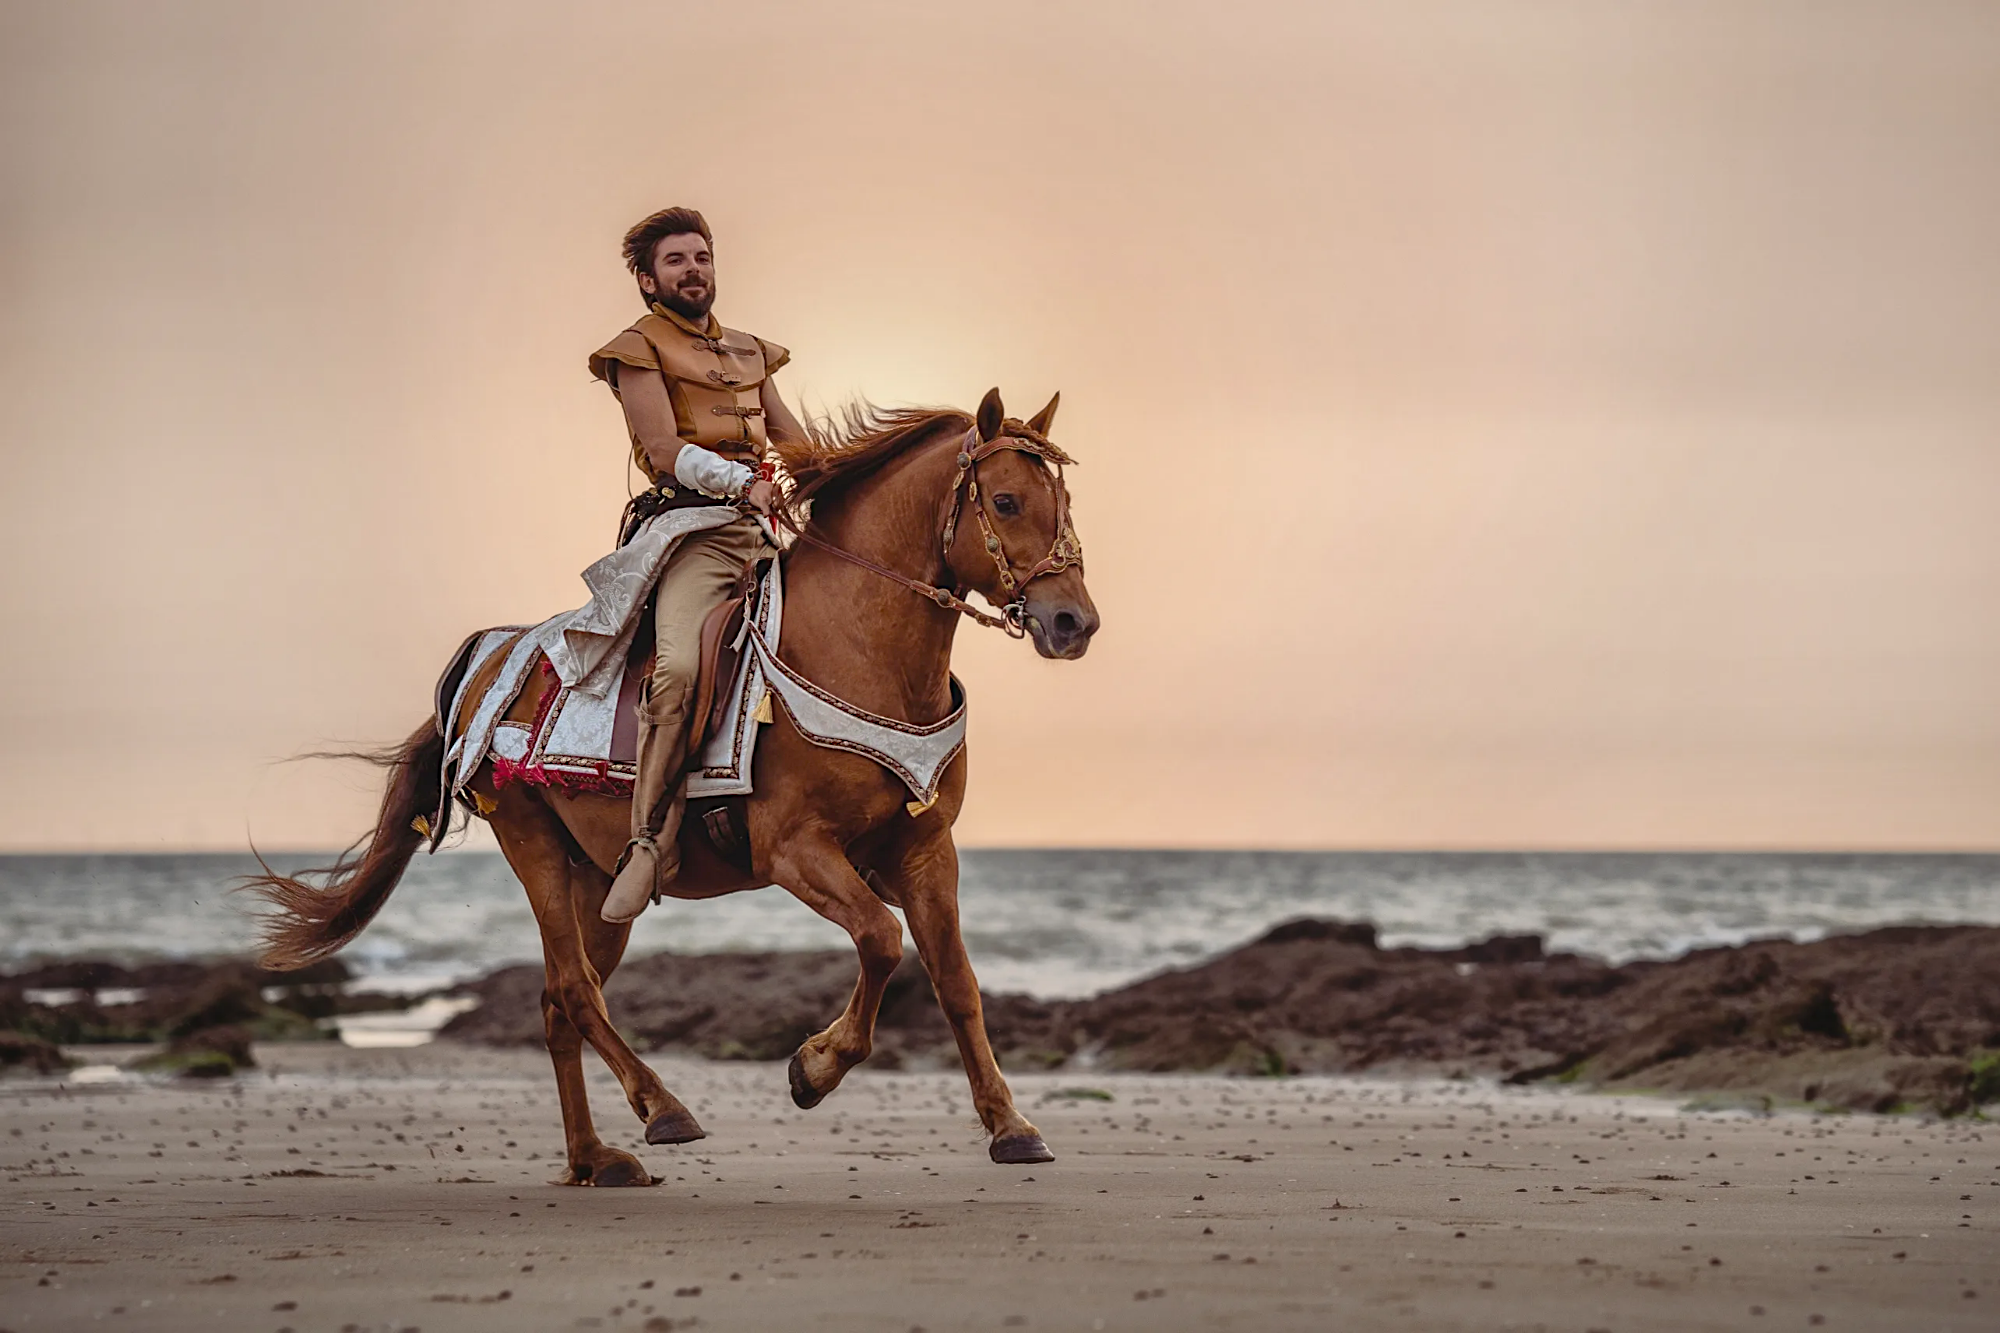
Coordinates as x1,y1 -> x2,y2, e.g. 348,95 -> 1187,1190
441,950 -> 971,1061
441,921 -> 2000,1115
0,956 -> 367,1074
0,1031 -> 70,1075
136,1024 -> 258,1078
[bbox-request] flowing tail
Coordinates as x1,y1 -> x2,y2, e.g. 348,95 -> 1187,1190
242,718 -> 446,971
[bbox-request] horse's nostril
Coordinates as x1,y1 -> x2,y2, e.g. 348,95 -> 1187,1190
1054,611 -> 1080,636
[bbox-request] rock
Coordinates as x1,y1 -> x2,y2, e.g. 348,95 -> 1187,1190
0,955 -> 355,1048
440,920 -> 2000,1115
137,1024 -> 258,1078
0,1031 -> 70,1075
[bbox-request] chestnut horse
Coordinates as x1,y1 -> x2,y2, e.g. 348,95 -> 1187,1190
247,388 -> 1099,1186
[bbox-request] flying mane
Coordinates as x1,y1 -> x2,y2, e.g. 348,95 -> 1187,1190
771,403 -> 972,512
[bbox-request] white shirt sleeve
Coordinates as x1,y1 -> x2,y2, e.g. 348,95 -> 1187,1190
673,444 -> 756,498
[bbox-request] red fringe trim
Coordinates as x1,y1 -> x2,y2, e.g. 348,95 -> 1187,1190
486,654 -> 636,798
491,756 -> 634,797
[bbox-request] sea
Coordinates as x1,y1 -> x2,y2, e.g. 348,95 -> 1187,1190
2,851 -> 1996,1000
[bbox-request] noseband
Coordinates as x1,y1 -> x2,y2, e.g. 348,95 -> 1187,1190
778,425 -> 1083,638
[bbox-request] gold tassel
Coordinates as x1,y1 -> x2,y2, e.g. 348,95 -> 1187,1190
905,791 -> 939,818
471,790 -> 498,816
410,815 -> 432,838
752,690 -> 774,725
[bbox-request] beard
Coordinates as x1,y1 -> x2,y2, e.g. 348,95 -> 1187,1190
655,275 -> 716,322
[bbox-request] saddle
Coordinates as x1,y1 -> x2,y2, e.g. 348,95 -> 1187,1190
430,556 -> 773,868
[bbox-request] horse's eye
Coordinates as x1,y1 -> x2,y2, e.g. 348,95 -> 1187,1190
992,493 -> 1020,517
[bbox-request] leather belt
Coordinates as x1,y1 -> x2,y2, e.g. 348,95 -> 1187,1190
616,485 -> 744,547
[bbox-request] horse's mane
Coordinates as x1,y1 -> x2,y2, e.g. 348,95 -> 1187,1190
774,401 -> 1075,524
772,402 -> 972,512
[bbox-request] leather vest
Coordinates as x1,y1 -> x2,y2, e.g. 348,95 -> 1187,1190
590,310 -> 790,478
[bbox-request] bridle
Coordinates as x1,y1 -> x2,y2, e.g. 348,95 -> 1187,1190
772,424 -> 1083,638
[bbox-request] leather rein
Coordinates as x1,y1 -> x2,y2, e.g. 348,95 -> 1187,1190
769,425 -> 1082,638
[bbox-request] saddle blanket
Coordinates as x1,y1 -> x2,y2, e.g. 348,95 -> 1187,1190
443,558 -> 785,801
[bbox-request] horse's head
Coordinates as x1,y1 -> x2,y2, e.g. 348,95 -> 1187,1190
945,388 -> 1100,660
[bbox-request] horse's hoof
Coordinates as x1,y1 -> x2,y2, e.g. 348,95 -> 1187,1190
989,1132 -> 1055,1165
591,1156 -> 656,1188
644,1109 -> 707,1146
787,1052 -> 826,1110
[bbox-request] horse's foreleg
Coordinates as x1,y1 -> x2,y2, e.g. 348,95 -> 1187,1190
769,840 -> 905,1109
893,838 -> 1053,1165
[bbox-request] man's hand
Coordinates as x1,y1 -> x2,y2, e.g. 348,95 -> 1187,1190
741,478 -> 778,514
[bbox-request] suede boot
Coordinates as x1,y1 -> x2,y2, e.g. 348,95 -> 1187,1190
601,715 -> 690,924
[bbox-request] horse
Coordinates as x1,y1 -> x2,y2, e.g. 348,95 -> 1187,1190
245,387 -> 1100,1186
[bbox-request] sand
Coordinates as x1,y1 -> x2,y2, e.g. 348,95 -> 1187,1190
2,1043 -> 1992,1332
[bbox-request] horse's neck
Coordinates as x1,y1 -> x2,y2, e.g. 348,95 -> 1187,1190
778,440 -> 960,725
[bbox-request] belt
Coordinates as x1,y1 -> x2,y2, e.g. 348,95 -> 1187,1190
616,486 -> 744,547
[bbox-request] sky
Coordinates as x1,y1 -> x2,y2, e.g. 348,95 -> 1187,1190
2,0 -> 1997,851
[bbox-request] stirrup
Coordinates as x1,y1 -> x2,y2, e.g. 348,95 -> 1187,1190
613,835 -> 655,878
602,835 -> 665,925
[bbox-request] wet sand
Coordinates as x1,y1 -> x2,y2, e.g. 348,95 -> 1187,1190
2,1043 -> 1992,1331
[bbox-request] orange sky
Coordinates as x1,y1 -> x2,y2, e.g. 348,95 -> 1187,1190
3,1 -> 1997,851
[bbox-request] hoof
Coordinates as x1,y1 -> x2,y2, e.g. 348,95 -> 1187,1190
787,1051 -> 826,1110
567,1155 -> 654,1187
644,1109 -> 707,1146
989,1132 -> 1055,1165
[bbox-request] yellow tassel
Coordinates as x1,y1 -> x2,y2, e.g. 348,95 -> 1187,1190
905,791 -> 939,818
471,790 -> 498,816
410,815 -> 432,838
752,690 -> 774,725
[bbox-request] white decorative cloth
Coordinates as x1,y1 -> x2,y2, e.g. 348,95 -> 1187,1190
451,506 -> 734,796
746,616 -> 968,806
546,505 -> 742,698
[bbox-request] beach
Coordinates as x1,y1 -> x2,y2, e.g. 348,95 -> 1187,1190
3,1043 -> 1992,1332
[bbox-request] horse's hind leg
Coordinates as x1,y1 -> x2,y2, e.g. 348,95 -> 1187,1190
539,961 -> 649,1187
767,838 -> 906,1109
572,858 -> 705,1145
487,785 -> 700,1185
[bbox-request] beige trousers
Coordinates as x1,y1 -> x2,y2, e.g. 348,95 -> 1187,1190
643,513 -> 775,730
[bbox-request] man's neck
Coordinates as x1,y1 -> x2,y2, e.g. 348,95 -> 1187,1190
650,302 -> 719,338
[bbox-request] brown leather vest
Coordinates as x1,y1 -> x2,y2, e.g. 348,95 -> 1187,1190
590,310 -> 789,477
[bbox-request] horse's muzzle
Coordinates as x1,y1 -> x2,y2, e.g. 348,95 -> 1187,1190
1025,598 -> 1099,660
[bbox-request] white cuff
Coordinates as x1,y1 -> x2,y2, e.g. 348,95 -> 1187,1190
673,444 -> 755,498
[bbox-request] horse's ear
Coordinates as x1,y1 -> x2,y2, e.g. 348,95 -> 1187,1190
1025,391 -> 1060,438
976,387 -> 1005,442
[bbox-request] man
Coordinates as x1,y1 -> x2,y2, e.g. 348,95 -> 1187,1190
587,206 -> 808,923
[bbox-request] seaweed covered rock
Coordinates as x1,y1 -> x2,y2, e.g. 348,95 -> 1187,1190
0,957 -> 352,1047
0,1031 -> 70,1076
137,1024 -> 257,1078
436,921 -> 2000,1115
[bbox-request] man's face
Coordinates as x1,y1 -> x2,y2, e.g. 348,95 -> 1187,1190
640,232 -> 716,321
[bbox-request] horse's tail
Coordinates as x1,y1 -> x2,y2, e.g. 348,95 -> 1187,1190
241,718 -> 445,971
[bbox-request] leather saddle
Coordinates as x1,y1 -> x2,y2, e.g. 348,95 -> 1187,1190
610,555 -> 768,771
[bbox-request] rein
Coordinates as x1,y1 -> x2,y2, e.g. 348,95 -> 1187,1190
769,426 -> 1082,639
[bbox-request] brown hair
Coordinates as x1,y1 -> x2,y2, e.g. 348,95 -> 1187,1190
622,207 -> 712,294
